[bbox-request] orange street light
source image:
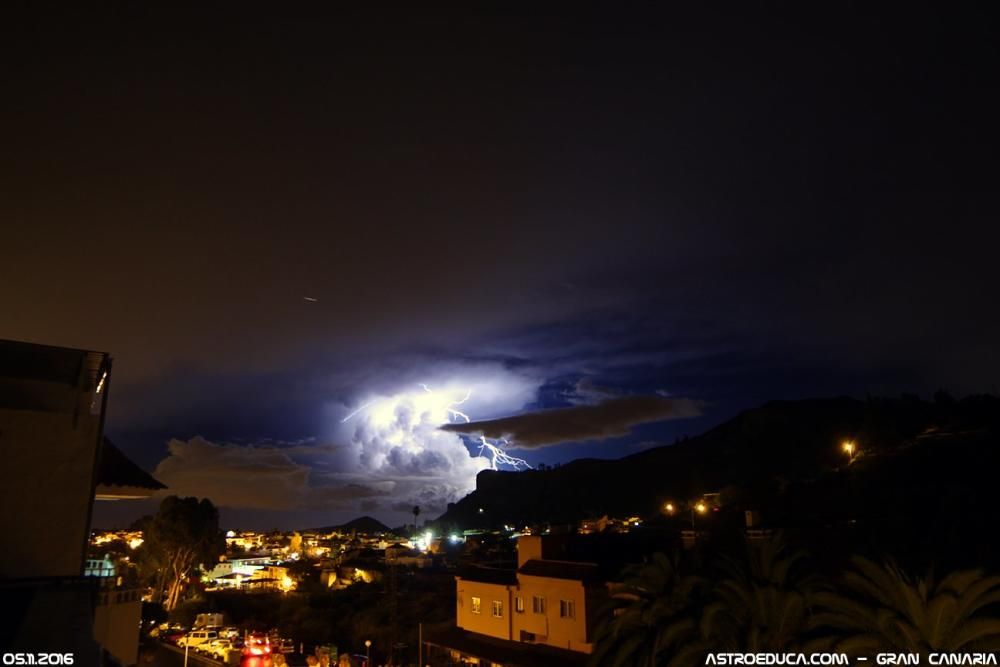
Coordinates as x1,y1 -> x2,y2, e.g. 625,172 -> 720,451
842,440 -> 855,456
690,501 -> 709,533
664,502 -> 675,514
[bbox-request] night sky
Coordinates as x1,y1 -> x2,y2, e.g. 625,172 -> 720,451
4,6 -> 998,529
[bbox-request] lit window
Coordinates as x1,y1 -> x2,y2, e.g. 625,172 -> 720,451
515,596 -> 524,613
559,600 -> 576,619
532,596 -> 546,614
471,596 -> 481,614
492,600 -> 503,617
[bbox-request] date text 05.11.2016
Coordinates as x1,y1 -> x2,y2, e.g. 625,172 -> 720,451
2,655 -> 74,665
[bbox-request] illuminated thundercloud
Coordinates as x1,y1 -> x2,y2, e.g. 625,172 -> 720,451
421,384 -> 472,423
342,383 -> 531,471
422,384 -> 531,471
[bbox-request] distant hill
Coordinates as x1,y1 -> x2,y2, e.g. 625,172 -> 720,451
313,515 -> 391,534
433,394 -> 1000,570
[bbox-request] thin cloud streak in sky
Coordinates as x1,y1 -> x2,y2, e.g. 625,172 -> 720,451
441,395 -> 702,449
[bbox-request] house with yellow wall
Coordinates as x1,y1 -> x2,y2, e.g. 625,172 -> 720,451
426,535 -> 602,666
455,571 -> 514,641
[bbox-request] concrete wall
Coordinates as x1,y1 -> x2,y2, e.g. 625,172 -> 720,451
455,579 -> 512,641
515,534 -> 569,568
0,392 -> 104,578
512,575 -> 592,654
517,536 -> 544,568
94,594 -> 142,666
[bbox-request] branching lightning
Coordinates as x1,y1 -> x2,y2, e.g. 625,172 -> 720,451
477,436 -> 532,471
343,383 -> 532,471
422,383 -> 472,423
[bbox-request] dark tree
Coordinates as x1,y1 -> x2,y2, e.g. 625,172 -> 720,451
141,496 -> 225,610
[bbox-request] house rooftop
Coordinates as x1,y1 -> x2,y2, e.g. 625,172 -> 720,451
97,438 -> 165,492
94,438 -> 165,500
457,565 -> 518,586
518,559 -> 600,582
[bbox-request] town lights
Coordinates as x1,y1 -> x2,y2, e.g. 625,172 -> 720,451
842,440 -> 858,463
664,502 -> 675,514
695,502 -> 708,514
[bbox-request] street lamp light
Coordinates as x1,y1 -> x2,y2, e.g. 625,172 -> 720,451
690,501 -> 708,531
365,639 -> 372,664
664,502 -> 675,515
842,440 -> 857,463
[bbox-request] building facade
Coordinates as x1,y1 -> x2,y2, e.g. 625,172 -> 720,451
1,339 -> 164,666
429,535 -> 602,666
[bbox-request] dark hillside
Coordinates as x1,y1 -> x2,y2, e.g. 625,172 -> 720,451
312,515 -> 391,534
435,395 -> 1000,570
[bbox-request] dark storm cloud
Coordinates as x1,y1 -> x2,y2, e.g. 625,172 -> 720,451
441,395 -> 701,448
4,4 -> 998,398
12,5 -> 1000,530
152,437 -> 392,511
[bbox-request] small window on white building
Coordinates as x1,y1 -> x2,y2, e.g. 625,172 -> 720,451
471,596 -> 481,614
492,600 -> 503,617
532,595 -> 546,614
515,596 -> 524,613
559,599 -> 576,619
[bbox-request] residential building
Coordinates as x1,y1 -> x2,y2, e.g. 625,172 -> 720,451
427,535 -> 603,666
0,339 -> 164,666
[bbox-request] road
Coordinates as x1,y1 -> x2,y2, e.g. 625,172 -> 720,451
141,642 -> 274,667
142,641 -> 325,667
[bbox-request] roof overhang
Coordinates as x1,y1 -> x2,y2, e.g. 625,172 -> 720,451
94,484 -> 159,501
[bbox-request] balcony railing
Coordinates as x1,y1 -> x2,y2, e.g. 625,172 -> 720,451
97,587 -> 142,606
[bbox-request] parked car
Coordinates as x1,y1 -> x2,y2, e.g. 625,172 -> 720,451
204,638 -> 240,660
219,627 -> 241,640
162,627 -> 187,645
242,633 -> 271,657
177,629 -> 218,648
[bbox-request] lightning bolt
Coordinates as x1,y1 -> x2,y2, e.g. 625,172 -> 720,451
341,398 -> 382,423
343,383 -> 532,472
477,436 -> 532,471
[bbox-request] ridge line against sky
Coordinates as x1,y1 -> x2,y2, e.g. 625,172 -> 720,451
3,4 -> 996,529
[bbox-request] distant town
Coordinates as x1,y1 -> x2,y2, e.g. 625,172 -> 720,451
88,506 -> 722,666
8,337 -> 1000,667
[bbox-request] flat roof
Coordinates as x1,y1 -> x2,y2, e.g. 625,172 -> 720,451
457,566 -> 517,586
518,559 -> 600,582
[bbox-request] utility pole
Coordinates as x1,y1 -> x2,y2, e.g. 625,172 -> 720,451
418,622 -> 422,667
387,558 -> 398,665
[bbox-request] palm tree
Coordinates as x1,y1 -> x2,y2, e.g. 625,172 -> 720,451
589,552 -> 706,667
811,557 -> 1000,654
700,533 -> 825,652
